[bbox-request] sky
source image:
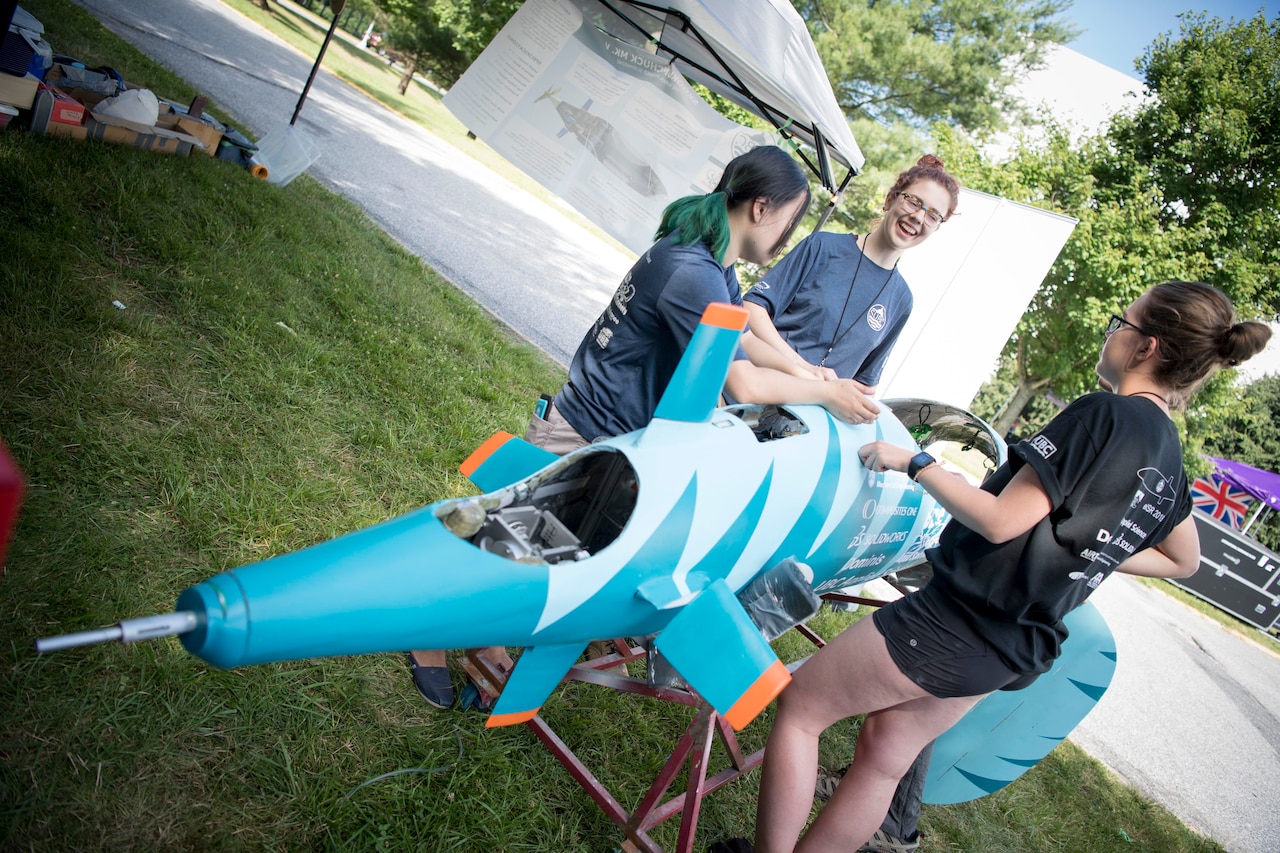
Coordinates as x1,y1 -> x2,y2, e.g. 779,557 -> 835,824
1057,0 -> 1270,77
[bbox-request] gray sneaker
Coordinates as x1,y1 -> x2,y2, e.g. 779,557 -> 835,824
814,765 -> 846,801
858,828 -> 920,853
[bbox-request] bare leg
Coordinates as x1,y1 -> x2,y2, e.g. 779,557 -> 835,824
754,617 -> 982,853
409,649 -> 446,667
476,645 -> 514,672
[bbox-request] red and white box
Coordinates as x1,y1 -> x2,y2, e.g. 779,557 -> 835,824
31,84 -> 87,134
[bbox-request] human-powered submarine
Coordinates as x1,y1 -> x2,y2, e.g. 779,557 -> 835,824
36,303 -> 1002,731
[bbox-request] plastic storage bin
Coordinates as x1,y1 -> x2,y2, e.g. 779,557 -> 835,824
253,124 -> 320,187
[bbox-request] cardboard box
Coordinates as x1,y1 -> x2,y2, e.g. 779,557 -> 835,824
168,113 -> 222,156
32,84 -> 208,156
0,71 -> 39,109
31,85 -> 86,132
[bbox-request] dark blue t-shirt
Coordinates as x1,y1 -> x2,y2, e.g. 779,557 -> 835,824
745,231 -> 911,385
554,234 -> 747,441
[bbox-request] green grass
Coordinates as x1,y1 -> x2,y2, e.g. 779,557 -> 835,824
0,1 -> 1229,850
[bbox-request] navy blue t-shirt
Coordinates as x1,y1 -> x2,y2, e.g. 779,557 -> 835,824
554,234 -> 747,441
745,231 -> 911,384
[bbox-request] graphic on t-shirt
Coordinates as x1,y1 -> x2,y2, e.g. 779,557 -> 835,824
1137,467 -> 1176,504
866,304 -> 887,332
1027,434 -> 1057,459
613,274 -> 635,316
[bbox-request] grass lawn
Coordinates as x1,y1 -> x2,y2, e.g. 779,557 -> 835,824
0,0 -> 1229,850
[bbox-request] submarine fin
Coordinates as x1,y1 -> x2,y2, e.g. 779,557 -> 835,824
485,641 -> 585,728
650,303 -> 748,426
459,431 -> 559,493
654,578 -> 790,730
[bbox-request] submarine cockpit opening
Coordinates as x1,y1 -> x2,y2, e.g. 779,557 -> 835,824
441,449 -> 638,565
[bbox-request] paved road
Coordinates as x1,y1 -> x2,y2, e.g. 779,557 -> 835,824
69,1 -> 1280,850
1073,576 -> 1280,853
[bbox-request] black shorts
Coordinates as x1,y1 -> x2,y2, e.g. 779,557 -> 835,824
872,584 -> 1024,699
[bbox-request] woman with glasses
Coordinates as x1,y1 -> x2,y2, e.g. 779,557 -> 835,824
740,155 -> 960,404
742,281 -> 1270,853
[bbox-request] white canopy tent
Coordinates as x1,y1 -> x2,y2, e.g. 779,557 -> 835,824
446,0 -> 1075,408
590,0 -> 865,189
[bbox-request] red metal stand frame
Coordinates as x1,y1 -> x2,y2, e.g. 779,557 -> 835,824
459,591 -> 894,853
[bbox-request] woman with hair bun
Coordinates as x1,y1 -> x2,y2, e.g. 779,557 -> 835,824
743,281 -> 1270,853
742,155 -> 961,405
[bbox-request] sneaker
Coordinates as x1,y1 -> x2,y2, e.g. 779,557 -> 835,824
406,652 -> 455,709
814,764 -> 847,801
706,838 -> 752,853
858,828 -> 920,853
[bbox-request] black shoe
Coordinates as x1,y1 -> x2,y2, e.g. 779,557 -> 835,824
707,838 -> 753,853
407,652 -> 454,709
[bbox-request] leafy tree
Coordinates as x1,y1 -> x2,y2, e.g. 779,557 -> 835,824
1103,12 -> 1280,314
428,0 -> 524,63
375,0 -> 471,92
1204,374 -> 1280,475
371,0 -> 519,92
954,13 -> 1280,441
794,0 -> 1077,133
1202,374 -> 1280,552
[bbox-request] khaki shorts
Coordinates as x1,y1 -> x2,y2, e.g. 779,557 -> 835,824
524,400 -> 590,456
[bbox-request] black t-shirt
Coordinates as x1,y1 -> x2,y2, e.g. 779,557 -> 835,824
929,392 -> 1192,672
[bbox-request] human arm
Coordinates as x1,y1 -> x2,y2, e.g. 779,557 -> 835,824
1115,514 -> 1200,578
743,302 -> 838,380
858,441 -> 1053,543
725,360 -> 881,424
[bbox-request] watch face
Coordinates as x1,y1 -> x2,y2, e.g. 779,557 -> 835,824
909,452 -> 935,480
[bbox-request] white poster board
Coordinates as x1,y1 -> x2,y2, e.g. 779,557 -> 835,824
879,189 -> 1077,407
443,0 -> 774,253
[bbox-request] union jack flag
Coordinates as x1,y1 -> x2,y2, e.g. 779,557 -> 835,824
1191,474 -> 1254,528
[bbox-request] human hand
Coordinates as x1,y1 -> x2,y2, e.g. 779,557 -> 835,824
858,440 -> 914,474
796,362 -> 839,381
824,381 -> 881,424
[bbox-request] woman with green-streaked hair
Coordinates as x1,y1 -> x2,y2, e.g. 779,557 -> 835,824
408,145 -> 883,712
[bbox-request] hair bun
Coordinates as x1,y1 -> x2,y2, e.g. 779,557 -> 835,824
917,154 -> 945,169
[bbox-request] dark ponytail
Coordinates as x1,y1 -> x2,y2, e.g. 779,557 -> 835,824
1142,281 -> 1273,408
656,145 -> 810,264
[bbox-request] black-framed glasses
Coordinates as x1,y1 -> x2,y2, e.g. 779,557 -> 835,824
898,192 -> 946,228
1104,314 -> 1151,338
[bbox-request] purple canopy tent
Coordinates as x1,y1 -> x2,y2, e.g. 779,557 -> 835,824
1207,456 -> 1280,535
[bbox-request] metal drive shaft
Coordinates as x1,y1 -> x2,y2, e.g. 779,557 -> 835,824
35,611 -> 199,653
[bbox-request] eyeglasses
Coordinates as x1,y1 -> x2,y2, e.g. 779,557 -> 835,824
1104,314 -> 1152,338
898,192 -> 947,228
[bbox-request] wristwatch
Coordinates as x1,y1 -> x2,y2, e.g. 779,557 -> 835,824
908,451 -> 937,481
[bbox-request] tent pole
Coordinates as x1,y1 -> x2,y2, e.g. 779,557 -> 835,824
812,169 -> 854,234
1242,504 -> 1271,536
291,0 -> 346,126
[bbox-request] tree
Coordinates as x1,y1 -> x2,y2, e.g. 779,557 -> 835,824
790,1 -> 1077,230
954,13 -> 1280,438
1104,12 -> 1280,314
794,0 -> 1077,133
373,0 -> 519,93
